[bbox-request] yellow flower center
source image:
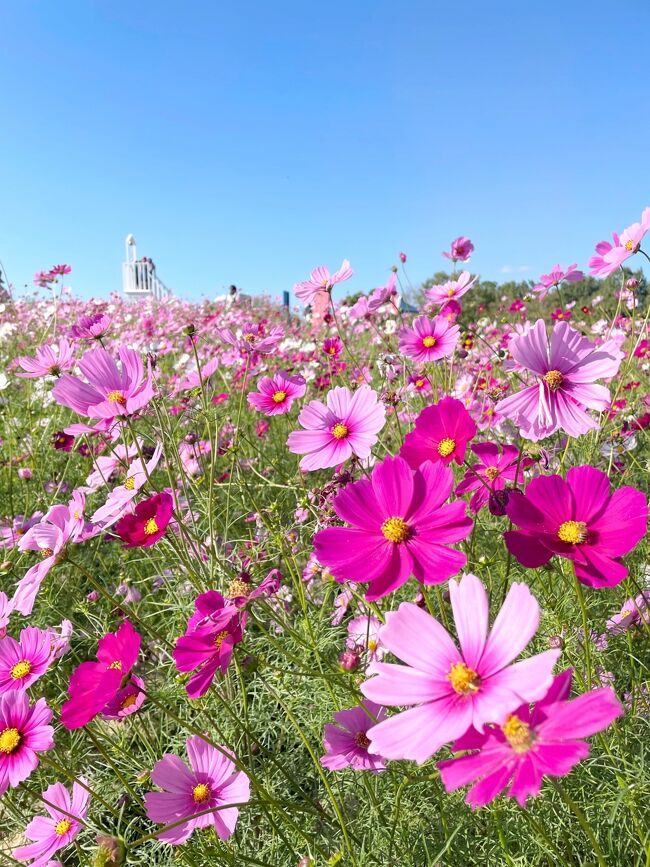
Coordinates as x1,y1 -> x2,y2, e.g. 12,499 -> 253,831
625,239 -> 634,251
124,477 -> 135,491
543,370 -> 563,391
10,660 -> 32,680
244,333 -> 256,343
354,731 -> 370,749
121,694 -> 138,710
54,819 -> 72,836
415,379 -> 425,388
193,783 -> 211,803
501,714 -> 534,753
446,287 -> 455,297
227,579 -> 250,598
272,390 -> 287,403
331,423 -> 349,440
367,638 -> 378,652
422,336 -> 437,348
143,517 -> 159,535
108,660 -> 122,670
107,390 -> 127,405
381,517 -> 410,543
214,630 -> 230,649
327,347 -> 337,355
40,547 -> 54,558
557,520 -> 588,545
0,727 -> 21,754
437,437 -> 456,457
448,662 -> 481,695
484,466 -> 500,481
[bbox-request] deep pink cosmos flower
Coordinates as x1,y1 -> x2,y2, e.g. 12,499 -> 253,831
145,736 -> 251,844
293,259 -> 353,305
426,271 -> 477,305
287,385 -> 386,472
248,371 -> 306,417
497,319 -> 623,440
0,627 -> 53,693
321,702 -> 387,772
456,442 -> 530,513
322,337 -> 343,359
314,456 -> 472,600
398,315 -> 460,363
69,313 -> 111,340
504,466 -> 648,588
52,346 -> 155,421
51,431 -> 75,452
443,236 -> 474,262
49,263 -> 72,276
361,573 -> 560,764
102,675 -> 146,720
0,691 -> 54,795
401,396 -> 477,468
438,670 -> 623,808
60,621 -> 141,729
114,491 -> 173,548
16,339 -> 75,379
218,323 -> 284,354
533,263 -> 584,299
14,780 -> 90,866
174,592 -> 245,699
589,207 -> 650,277
91,444 -> 163,528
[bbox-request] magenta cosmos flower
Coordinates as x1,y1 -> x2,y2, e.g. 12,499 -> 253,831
60,620 -> 141,729
426,271 -> 476,305
533,263 -> 584,298
145,735 -> 251,844
401,396 -> 477,468
287,385 -> 386,472
16,339 -> 75,379
293,259 -> 353,304
321,701 -> 387,772
361,573 -> 560,764
114,491 -> 173,548
456,442 -> 530,513
437,669 -> 623,808
14,780 -> 90,866
589,207 -> 650,277
0,627 -> 53,693
0,691 -> 54,795
504,465 -> 647,588
52,346 -> 154,421
69,313 -> 111,340
399,315 -> 460,363
443,236 -> 474,262
314,456 -> 472,600
247,370 -> 306,416
497,319 -> 623,440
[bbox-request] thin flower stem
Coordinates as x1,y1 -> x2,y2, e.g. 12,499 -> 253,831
549,779 -> 609,867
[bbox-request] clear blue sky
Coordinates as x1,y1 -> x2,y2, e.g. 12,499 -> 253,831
2,0 -> 649,301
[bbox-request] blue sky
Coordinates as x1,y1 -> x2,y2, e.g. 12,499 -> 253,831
2,0 -> 649,301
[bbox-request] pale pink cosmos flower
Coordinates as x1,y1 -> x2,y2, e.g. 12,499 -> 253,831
16,339 -> 75,379
426,271 -> 476,305
84,442 -> 141,492
69,313 -> 111,340
173,357 -> 219,393
14,780 -> 90,866
443,237 -> 474,262
589,207 -> 650,277
361,573 -> 560,764
294,259 -> 353,305
218,323 -> 284,354
398,315 -> 460,363
247,371 -> 306,416
287,385 -> 386,471
90,443 -> 163,528
533,264 -> 584,299
368,273 -> 398,312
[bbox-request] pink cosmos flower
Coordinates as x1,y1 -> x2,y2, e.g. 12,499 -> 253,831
438,670 -> 623,808
248,371 -> 306,416
90,443 -> 163,528
218,323 -> 284,354
443,236 -> 474,262
60,621 -> 141,729
0,691 -> 54,795
401,396 -> 477,468
606,593 -> 650,635
347,614 -> 385,662
398,315 -> 460,363
84,441 -> 141,492
368,273 -> 397,312
16,339 -> 75,379
314,456 -> 472,600
426,271 -> 477,305
0,592 -> 13,634
455,442 -> 530,513
102,675 -> 146,720
0,627 -> 53,693
287,385 -> 386,472
497,319 -> 623,440
361,573 -> 560,764
0,513 -> 44,549
504,465 -> 648,588
589,207 -> 650,277
348,296 -> 370,320
294,259 -> 353,305
322,337 -> 343,358
173,592 -> 245,699
173,357 -> 219,393
52,346 -> 155,421
69,313 -> 111,340
14,780 -> 90,866
49,264 -> 72,276
145,736 -> 251,844
321,701 -> 387,772
114,491 -> 173,548
533,263 -> 584,298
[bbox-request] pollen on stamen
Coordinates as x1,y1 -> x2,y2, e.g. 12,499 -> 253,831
484,466 -> 500,481
331,423 -> 349,440
193,783 -> 211,803
107,390 -> 127,405
354,731 -> 370,749
543,369 -> 563,391
214,630 -> 230,650
557,520 -> 588,545
381,517 -> 410,544
422,336 -> 437,348
272,390 -> 287,403
10,660 -> 31,680
54,819 -> 72,836
143,518 -> 159,536
0,727 -> 21,754
108,660 -> 123,670
124,477 -> 136,491
501,714 -> 534,752
437,437 -> 456,457
448,662 -> 481,696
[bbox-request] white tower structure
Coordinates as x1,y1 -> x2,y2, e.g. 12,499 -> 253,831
122,234 -> 171,300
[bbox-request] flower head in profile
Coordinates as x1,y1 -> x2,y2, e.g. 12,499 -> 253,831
14,780 -> 90,866
456,442 -> 530,513
398,315 -> 460,363
0,627 -> 53,694
287,385 -> 386,472
0,691 -> 54,795
321,701 -> 387,772
504,466 -> 648,588
497,319 -> 623,440
401,397 -> 477,468
294,259 -> 353,305
114,491 -> 173,548
443,237 -> 474,262
219,323 -> 284,354
368,273 -> 398,312
361,573 -> 560,764
314,455 -> 472,600
533,263 -> 583,299
101,674 -> 146,720
16,339 -> 75,379
69,313 -> 111,340
248,371 -> 306,417
438,670 -> 623,808
426,271 -> 476,305
91,443 -> 163,528
144,735 -> 250,844
606,592 -> 650,635
589,207 -> 650,277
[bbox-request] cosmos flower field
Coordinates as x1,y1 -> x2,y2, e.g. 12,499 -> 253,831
0,218 -> 649,866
